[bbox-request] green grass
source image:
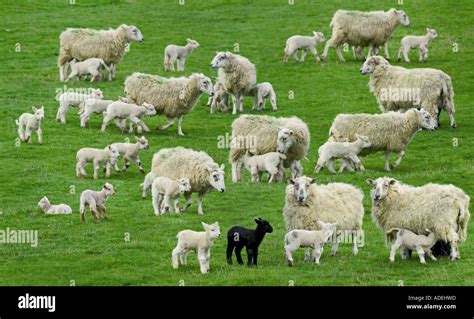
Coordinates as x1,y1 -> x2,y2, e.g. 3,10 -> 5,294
0,0 -> 473,286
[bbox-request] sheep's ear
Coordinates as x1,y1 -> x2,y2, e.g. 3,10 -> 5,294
288,179 -> 295,185
426,27 -> 430,32
289,130 -> 294,136
134,136 -> 139,141
389,179 -> 397,185
32,106 -> 37,112
219,164 -> 225,171
40,106 -> 44,110
309,179 -> 317,184
206,166 -> 214,173
317,221 -> 324,227
108,145 -> 112,150
186,38 -> 191,42
255,218 -> 261,224
201,222 -> 209,230
366,179 -> 375,186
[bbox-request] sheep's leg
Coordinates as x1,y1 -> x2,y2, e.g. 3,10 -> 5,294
284,244 -> 297,266
132,156 -> 145,174
384,151 -> 392,172
246,248 -> 255,266
152,188 -> 162,216
180,250 -> 189,265
330,241 -> 339,256
178,58 -> 185,72
172,244 -> 182,269
231,162 -> 239,182
304,247 -> 311,261
309,46 -> 321,63
59,65 -> 65,82
415,246 -> 426,264
197,194 -> 204,215
427,250 -> 437,261
349,154 -> 363,171
158,117 -> 174,130
109,63 -> 115,80
449,237 -> 460,260
226,241 -> 235,265
383,43 -> 390,60
313,244 -> 322,264
79,163 -> 87,177
234,246 -> 244,265
57,104 -> 69,124
162,194 -> 171,214
76,162 -> 83,177
389,240 -> 402,262
93,160 -> 101,179
105,162 -> 111,178
400,246 -> 412,260
17,124 -> 25,141
252,95 -> 258,110
88,200 -> 98,220
392,151 -> 405,169
419,47 -> 425,63
352,231 -> 359,255
397,47 -> 403,62
66,71 -> 78,82
334,45 -> 346,63
300,49 -> 307,62
403,47 -> 410,63
237,95 -> 244,113
172,196 -> 181,213
327,159 -> 337,174
198,248 -> 208,273
101,115 -> 113,132
177,115 -> 184,136
25,127 -> 32,143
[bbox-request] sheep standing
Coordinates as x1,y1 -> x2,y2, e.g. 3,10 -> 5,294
151,177 -> 191,215
361,56 -> 456,128
124,72 -> 214,136
284,31 -> 325,63
37,196 -> 72,215
366,177 -> 470,260
16,106 -> 44,144
79,183 -> 115,221
321,9 -> 410,62
140,172 -> 155,199
58,24 -> 143,81
56,89 -> 103,124
252,82 -> 277,111
76,145 -> 120,179
242,151 -> 286,182
163,39 -> 200,72
101,101 -> 157,133
79,99 -> 114,128
111,136 -> 149,173
66,58 -> 111,82
387,228 -> 438,263
210,52 -> 256,115
398,28 -> 438,63
209,78 -> 229,114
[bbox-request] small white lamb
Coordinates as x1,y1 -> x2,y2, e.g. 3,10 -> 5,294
242,151 -> 286,183
76,145 -> 120,179
151,177 -> 191,215
101,101 -> 156,133
37,196 -> 72,215
140,172 -> 155,199
284,221 -> 337,266
253,82 -> 277,111
66,58 -> 111,82
172,222 -> 221,274
387,228 -> 438,264
56,89 -> 103,124
16,106 -> 45,144
79,183 -> 115,221
397,28 -> 438,63
111,136 -> 149,173
79,99 -> 114,127
284,31 -> 326,63
164,38 -> 200,72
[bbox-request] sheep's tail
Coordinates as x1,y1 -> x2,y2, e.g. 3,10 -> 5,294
457,196 -> 470,242
385,228 -> 401,246
441,75 -> 455,113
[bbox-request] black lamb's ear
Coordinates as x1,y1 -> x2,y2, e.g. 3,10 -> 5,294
255,218 -> 262,224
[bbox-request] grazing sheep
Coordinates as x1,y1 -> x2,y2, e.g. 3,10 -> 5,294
283,176 -> 364,256
37,196 -> 72,215
124,72 -> 214,136
16,106 -> 44,144
58,24 -> 143,81
111,136 -> 149,173
226,218 -> 273,266
366,177 -> 470,261
56,89 -> 103,124
284,31 -> 326,63
101,101 -> 156,133
209,78 -> 229,114
398,28 -> 438,63
252,82 -> 277,111
284,221 -> 337,266
242,151 -> 286,183
66,58 -> 111,82
151,147 -> 225,215
172,222 -> 221,274
229,115 -> 310,182
328,108 -> 437,171
163,38 -> 200,72
322,9 -> 410,62
152,177 -> 192,215
210,52 -> 257,115
79,99 -> 114,128
387,228 -> 438,264
140,172 -> 155,199
76,145 -> 120,179
361,56 -> 456,128
79,183 -> 115,221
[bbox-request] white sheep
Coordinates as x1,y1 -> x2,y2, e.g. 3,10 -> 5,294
252,82 -> 277,111
66,58 -> 111,82
151,177 -> 191,215
124,72 -> 214,136
37,196 -> 72,215
209,78 -> 229,114
366,177 -> 470,261
163,38 -> 200,72
284,221 -> 337,266
386,228 -> 438,264
322,9 -> 410,62
101,101 -> 156,133
210,52 -> 257,115
398,28 -> 438,63
58,24 -> 143,81
284,31 -> 326,63
241,151 -> 286,183
140,172 -> 155,199
361,56 -> 456,128
171,222 -> 221,274
79,99 -> 114,128
79,183 -> 116,221
56,89 -> 103,124
111,136 -> 149,173
16,106 -> 44,144
76,145 -> 120,179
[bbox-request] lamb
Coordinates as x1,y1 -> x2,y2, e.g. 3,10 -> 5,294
283,176 -> 364,256
151,177 -> 192,215
252,82 -> 277,111
79,99 -> 114,128
210,52 -> 257,115
16,106 -> 44,144
314,134 -> 371,174
229,115 -> 310,182
66,58 -> 111,82
366,177 -> 470,260
284,221 -> 337,266
328,108 -> 437,172
398,28 -> 438,63
321,9 -> 410,62
163,38 -> 200,72
101,101 -> 156,133
284,31 -> 326,63
361,56 -> 456,128
172,222 -> 221,274
151,147 -> 225,215
140,172 -> 155,199
110,136 -> 149,173
76,145 -> 120,179
37,196 -> 72,215
242,151 -> 286,183
56,89 -> 103,124
124,72 -> 214,136
209,78 -> 229,114
79,183 -> 116,221
58,24 -> 143,81
226,218 -> 273,266
386,228 -> 438,264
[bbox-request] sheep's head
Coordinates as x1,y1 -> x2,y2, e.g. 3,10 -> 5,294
37,196 -> 49,209
277,127 -> 294,153
135,136 -> 149,150
366,177 -> 397,202
206,164 -> 225,193
210,51 -> 229,69
355,134 -> 371,148
318,221 -> 338,235
312,31 -> 326,43
186,38 -> 200,49
106,144 -> 120,164
103,183 -> 116,196
360,56 -> 389,75
202,222 -> 221,239
32,106 -> 45,121
255,218 -> 273,234
141,102 -> 157,116
395,9 -> 410,26
288,176 -> 316,204
90,88 -> 103,99
415,108 -> 437,130
177,178 -> 192,194
195,74 -> 214,96
123,25 -> 144,42
427,28 -> 438,39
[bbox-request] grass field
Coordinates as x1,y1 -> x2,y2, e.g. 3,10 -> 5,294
0,0 -> 473,286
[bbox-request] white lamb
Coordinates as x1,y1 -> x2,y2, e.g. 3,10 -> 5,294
284,31 -> 326,63
242,151 -> 286,183
151,177 -> 191,215
16,106 -> 44,144
79,183 -> 115,221
386,228 -> 438,264
163,38 -> 200,72
209,78 -> 229,114
37,196 -> 72,215
76,145 -> 120,179
111,136 -> 149,173
66,58 -> 111,82
140,172 -> 155,199
101,101 -> 156,133
252,82 -> 277,111
398,28 -> 438,63
79,99 -> 114,127
56,89 -> 103,124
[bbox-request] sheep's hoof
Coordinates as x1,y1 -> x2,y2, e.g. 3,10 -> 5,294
451,124 -> 457,129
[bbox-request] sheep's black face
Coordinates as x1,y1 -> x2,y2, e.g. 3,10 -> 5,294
255,218 -> 273,234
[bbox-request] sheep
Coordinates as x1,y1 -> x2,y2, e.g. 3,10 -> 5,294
110,136 -> 149,173
226,218 -> 273,266
124,72 -> 214,136
79,99 -> 114,128
252,82 -> 277,111
76,145 -> 120,179
241,151 -> 286,183
66,58 -> 111,82
321,9 -> 410,62
328,108 -> 437,172
283,176 -> 364,256
140,172 -> 155,199
386,228 -> 438,264
151,177 -> 192,215
37,196 -> 72,215
163,38 -> 200,72
284,31 -> 326,63
16,106 -> 44,144
209,78 -> 229,114
58,24 -> 143,81
172,222 -> 221,274
229,115 -> 310,182
101,101 -> 156,133
284,221 -> 337,266
366,177 -> 470,261
210,52 -> 257,115
314,134 -> 371,174
361,56 -> 456,128
79,183 -> 116,221
151,147 -> 225,215
398,28 -> 438,63
56,89 -> 103,124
